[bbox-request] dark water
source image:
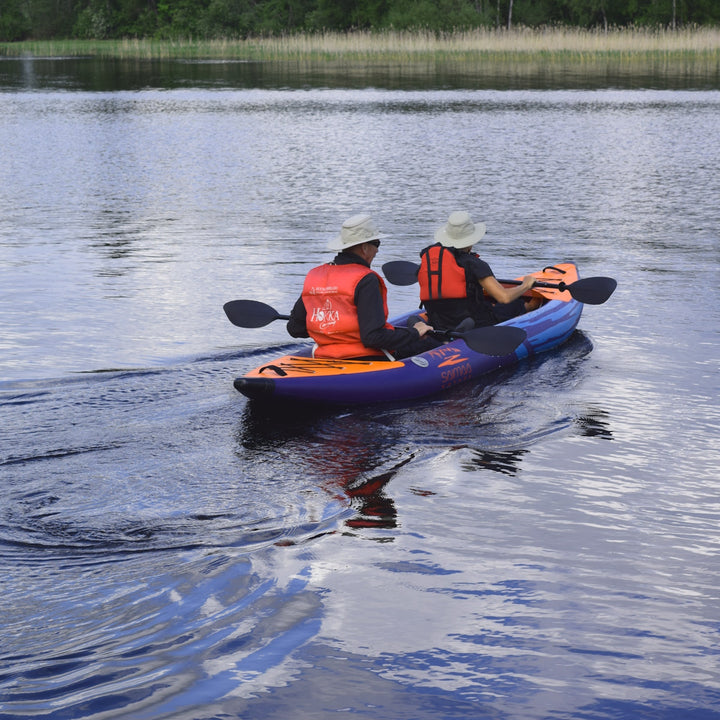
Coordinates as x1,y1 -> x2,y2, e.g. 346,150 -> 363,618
3,54 -> 720,92
1,57 -> 719,719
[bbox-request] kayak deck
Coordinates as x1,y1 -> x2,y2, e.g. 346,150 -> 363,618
518,262 -> 578,301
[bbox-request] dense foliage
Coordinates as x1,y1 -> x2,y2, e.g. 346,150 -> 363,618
1,0 -> 718,41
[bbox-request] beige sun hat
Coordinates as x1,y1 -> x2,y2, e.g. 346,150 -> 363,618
434,211 -> 486,249
327,214 -> 383,251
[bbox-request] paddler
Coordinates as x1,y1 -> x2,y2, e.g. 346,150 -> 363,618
287,214 -> 440,360
418,211 -> 542,331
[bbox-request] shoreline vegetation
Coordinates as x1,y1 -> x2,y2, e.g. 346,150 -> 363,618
2,27 -> 720,65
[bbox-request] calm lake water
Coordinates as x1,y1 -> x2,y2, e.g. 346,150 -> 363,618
1,57 -> 719,719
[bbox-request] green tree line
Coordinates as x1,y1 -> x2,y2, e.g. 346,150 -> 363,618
1,0 -> 718,41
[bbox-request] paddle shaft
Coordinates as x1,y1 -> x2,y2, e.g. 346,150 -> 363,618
381,261 -> 616,305
499,275 -> 617,304
499,278 -> 568,291
435,327 -> 527,356
382,261 -> 570,292
226,301 -> 525,356
406,314 -> 527,356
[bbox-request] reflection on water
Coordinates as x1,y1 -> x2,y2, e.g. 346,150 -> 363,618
237,399 -> 323,451
239,401 -> 415,533
461,448 -> 528,475
1,326 -> 718,718
235,329 -> 603,536
2,82 -> 718,380
1,66 -> 719,718
574,406 -> 613,439
2,55 -> 719,92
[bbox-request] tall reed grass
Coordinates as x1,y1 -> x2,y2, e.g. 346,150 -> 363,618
2,27 -> 720,62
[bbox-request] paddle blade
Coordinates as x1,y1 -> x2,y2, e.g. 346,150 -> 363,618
453,325 -> 527,356
223,299 -> 290,328
382,260 -> 420,286
566,276 -> 617,305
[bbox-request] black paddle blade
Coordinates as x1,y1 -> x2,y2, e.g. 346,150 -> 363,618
565,276 -> 617,305
498,275 -> 618,305
448,325 -> 528,356
223,299 -> 290,328
382,260 -> 420,286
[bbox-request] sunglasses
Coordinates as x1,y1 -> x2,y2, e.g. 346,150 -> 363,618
368,239 -> 381,248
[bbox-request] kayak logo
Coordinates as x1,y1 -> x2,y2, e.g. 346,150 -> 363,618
437,352 -> 469,368
311,299 -> 340,330
429,346 -> 469,367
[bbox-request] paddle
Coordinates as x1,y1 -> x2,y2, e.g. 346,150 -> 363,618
382,260 -> 617,305
224,299 -> 526,356
433,324 -> 527,356
382,260 -> 423,286
223,299 -> 290,328
405,314 -> 525,356
497,276 -> 617,305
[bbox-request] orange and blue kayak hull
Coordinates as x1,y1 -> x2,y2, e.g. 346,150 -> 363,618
234,263 -> 583,405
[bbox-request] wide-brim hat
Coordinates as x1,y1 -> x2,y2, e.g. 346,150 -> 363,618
434,211 -> 486,249
327,213 -> 383,251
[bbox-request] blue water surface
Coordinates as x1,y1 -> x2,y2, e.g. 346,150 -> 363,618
1,58 -> 719,719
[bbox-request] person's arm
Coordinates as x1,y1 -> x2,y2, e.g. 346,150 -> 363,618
286,296 -> 309,338
479,274 -> 536,304
463,254 -> 536,305
355,274 -> 431,353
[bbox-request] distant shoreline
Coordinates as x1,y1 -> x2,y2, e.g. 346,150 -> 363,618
2,27 -> 720,63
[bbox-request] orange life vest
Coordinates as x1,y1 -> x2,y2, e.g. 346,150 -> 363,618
302,263 -> 391,359
418,244 -> 468,301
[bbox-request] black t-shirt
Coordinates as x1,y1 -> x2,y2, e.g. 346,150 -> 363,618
421,248 -> 498,330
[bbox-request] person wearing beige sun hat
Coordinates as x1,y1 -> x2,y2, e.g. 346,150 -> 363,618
433,211 -> 488,248
326,213 -> 384,251
287,214 -> 440,360
418,211 -> 541,331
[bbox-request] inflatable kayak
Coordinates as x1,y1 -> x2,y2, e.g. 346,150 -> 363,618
224,263 -> 616,405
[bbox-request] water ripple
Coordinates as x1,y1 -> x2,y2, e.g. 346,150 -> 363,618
0,550 -> 322,719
